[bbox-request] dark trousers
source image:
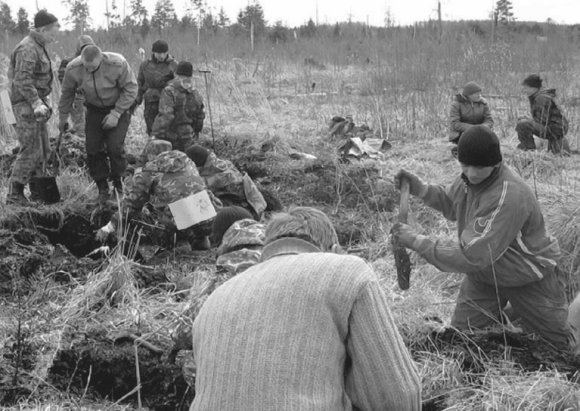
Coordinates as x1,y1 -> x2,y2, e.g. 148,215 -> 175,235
516,120 -> 568,154
85,106 -> 130,183
451,269 -> 574,350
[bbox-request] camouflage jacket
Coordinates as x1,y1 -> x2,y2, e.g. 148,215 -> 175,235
199,152 -> 244,197
59,52 -> 137,117
8,30 -> 53,108
136,55 -> 178,105
528,89 -> 568,136
216,219 -> 266,275
151,78 -> 205,139
123,150 -> 210,222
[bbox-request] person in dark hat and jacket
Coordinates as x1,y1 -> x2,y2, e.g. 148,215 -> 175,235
5,9 -> 60,205
516,74 -> 570,154
449,81 -> 493,156
134,40 -> 178,135
151,61 -> 205,151
392,125 -> 574,351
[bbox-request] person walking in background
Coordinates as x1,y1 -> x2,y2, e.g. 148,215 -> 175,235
151,61 -> 205,151
134,40 -> 178,135
392,125 -> 574,351
516,74 -> 570,154
5,10 -> 60,206
449,81 -> 493,157
59,45 -> 138,203
190,207 -> 422,411
57,34 -> 95,138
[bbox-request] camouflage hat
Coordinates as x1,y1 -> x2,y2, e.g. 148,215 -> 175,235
143,139 -> 173,162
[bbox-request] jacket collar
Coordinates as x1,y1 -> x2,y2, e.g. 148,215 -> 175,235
461,163 -> 503,192
29,30 -> 48,47
260,238 -> 321,262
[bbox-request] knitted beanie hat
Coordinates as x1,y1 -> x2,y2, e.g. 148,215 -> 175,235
522,74 -> 542,89
212,206 -> 255,246
152,40 -> 169,53
34,10 -> 58,28
175,61 -> 193,77
185,144 -> 210,167
457,125 -> 502,167
462,81 -> 482,97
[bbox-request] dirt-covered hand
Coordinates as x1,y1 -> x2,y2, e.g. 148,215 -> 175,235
391,222 -> 419,249
34,104 -> 51,122
102,112 -> 120,130
95,221 -> 115,242
394,169 -> 428,197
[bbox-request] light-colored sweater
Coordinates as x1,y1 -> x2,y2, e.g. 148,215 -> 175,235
191,242 -> 421,411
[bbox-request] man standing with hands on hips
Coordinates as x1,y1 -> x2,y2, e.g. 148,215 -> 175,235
59,45 -> 138,204
6,10 -> 60,205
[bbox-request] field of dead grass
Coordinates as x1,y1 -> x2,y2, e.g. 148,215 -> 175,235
1,28 -> 580,410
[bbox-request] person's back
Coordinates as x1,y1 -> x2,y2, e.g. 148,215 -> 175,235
192,243 -> 420,411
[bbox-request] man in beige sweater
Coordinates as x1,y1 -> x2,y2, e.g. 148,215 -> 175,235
190,207 -> 421,411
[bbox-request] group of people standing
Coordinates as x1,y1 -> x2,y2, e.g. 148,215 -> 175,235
449,75 -> 571,155
6,10 -> 206,206
3,9 -> 579,411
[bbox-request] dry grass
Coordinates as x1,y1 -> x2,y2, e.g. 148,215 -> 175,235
1,25 -> 580,410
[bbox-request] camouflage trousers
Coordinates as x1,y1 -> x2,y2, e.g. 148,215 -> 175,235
9,102 -> 49,185
67,92 -> 86,137
144,100 -> 159,136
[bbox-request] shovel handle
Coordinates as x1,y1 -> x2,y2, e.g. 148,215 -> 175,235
399,178 -> 410,223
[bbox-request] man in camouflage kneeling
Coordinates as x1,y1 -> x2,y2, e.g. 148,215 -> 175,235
96,140 -> 221,251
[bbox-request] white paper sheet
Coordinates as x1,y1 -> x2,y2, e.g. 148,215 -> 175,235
168,190 -> 216,230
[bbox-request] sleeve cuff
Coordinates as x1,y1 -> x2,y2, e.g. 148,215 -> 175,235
110,110 -> 122,119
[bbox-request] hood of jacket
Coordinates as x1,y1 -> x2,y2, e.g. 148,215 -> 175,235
454,93 -> 488,105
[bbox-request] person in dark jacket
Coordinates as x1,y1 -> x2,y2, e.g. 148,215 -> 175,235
449,81 -> 493,156
516,75 -> 570,154
392,125 -> 574,351
134,40 -> 178,135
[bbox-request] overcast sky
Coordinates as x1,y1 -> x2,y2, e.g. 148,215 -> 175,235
3,0 -> 579,28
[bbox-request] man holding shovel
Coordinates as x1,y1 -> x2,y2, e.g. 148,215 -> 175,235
392,125 -> 574,351
59,45 -> 138,204
5,10 -> 60,206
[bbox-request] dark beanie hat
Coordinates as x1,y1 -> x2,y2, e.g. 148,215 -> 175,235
185,144 -> 210,167
522,74 -> 542,89
462,81 -> 482,97
176,61 -> 193,77
152,40 -> 169,53
457,125 -> 502,167
211,206 -> 254,246
34,10 -> 58,28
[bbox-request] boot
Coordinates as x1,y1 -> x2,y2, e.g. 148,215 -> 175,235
96,180 -> 110,205
6,182 -> 29,206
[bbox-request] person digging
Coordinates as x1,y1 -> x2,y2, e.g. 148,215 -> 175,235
392,125 -> 575,351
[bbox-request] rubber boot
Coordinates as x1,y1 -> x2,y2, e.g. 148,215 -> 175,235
96,180 -> 110,205
6,182 -> 29,206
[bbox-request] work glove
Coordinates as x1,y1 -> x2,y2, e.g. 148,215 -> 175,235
96,221 -> 115,242
34,104 -> 51,122
102,112 -> 120,130
394,169 -> 428,198
391,222 -> 423,250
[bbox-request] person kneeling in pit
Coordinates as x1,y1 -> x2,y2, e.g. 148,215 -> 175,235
185,144 -> 267,219
392,125 -> 575,351
96,140 -> 221,251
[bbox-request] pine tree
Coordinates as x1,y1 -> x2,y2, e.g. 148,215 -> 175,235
495,0 -> 514,25
15,7 -> 29,35
130,0 -> 148,25
62,0 -> 91,33
0,2 -> 15,33
217,7 -> 229,28
151,0 -> 177,29
237,2 -> 266,37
